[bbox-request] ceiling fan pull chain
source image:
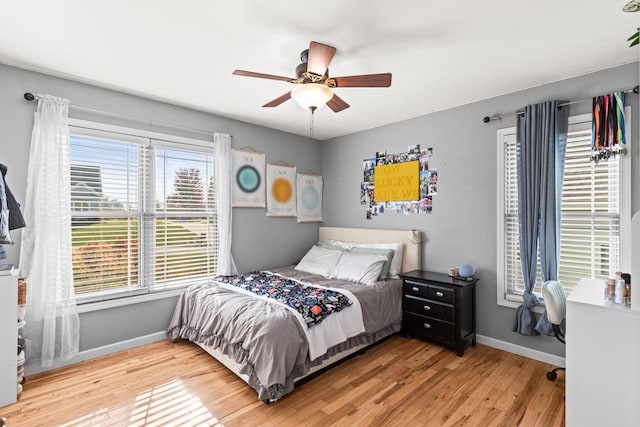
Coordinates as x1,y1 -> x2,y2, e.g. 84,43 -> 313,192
308,107 -> 316,142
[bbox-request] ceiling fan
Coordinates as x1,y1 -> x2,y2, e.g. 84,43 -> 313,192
232,41 -> 392,113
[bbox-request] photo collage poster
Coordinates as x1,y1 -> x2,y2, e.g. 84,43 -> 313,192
361,144 -> 437,219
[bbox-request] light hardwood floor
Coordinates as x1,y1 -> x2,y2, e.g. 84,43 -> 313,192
1,336 -> 565,426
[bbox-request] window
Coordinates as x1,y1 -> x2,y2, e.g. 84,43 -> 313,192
69,121 -> 218,303
497,112 -> 631,306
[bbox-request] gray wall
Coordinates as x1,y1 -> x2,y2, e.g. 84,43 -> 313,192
0,63 -> 322,352
323,62 -> 639,357
2,61 -> 638,362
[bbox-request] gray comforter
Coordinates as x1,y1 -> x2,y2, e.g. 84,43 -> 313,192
166,266 -> 402,401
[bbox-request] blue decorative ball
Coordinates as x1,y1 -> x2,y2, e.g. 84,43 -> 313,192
458,264 -> 475,278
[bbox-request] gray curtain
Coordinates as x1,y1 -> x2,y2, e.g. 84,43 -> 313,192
512,101 -> 568,336
536,105 -> 568,335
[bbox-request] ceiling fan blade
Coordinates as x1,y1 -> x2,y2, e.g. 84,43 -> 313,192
233,69 -> 293,82
327,94 -> 350,113
307,41 -> 336,76
263,92 -> 292,107
334,73 -> 392,87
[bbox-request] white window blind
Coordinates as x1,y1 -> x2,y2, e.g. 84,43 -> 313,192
559,129 -> 620,291
69,125 -> 218,301
151,144 -> 216,290
498,112 -> 629,303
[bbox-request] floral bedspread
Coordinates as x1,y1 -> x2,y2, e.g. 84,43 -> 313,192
215,272 -> 352,328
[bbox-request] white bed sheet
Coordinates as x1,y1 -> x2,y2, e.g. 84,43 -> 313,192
217,271 -> 365,361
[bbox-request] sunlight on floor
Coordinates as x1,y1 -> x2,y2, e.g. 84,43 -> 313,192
59,379 -> 224,427
128,379 -> 223,427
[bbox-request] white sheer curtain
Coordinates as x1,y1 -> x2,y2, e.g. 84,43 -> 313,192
213,133 -> 237,275
20,95 -> 79,367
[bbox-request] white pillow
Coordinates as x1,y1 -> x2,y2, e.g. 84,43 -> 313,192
295,245 -> 343,277
333,251 -> 387,285
318,239 -> 352,250
319,239 -> 404,278
350,247 -> 395,280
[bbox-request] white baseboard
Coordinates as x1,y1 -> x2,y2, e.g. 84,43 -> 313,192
25,331 -> 167,376
476,334 -> 565,367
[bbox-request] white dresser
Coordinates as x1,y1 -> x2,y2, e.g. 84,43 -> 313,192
566,278 -> 640,427
0,273 -> 17,407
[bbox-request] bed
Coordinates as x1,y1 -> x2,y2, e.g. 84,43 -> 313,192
166,226 -> 422,402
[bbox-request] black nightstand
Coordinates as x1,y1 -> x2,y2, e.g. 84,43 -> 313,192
399,270 -> 477,356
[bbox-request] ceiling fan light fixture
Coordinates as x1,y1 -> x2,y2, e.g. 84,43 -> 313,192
623,0 -> 640,12
291,83 -> 334,110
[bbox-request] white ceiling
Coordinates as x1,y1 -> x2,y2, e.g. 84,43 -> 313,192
0,1 -> 638,140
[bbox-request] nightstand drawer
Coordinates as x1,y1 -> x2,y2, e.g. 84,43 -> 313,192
404,280 -> 455,305
403,295 -> 454,322
404,313 -> 454,344
403,280 -> 429,299
425,284 -> 455,304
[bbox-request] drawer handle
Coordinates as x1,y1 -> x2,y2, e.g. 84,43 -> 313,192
423,323 -> 431,329
423,305 -> 431,311
435,291 -> 444,297
412,287 -> 420,292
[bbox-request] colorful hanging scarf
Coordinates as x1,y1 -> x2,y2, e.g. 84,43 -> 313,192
591,91 -> 626,163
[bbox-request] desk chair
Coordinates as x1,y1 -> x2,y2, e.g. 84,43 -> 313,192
542,280 -> 566,381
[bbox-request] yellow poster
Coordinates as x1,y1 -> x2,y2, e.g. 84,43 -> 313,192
374,160 -> 419,202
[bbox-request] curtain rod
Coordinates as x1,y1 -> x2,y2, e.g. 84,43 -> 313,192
482,85 -> 639,124
22,92 -> 232,139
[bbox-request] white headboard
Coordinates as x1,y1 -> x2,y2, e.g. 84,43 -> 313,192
318,227 -> 422,273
